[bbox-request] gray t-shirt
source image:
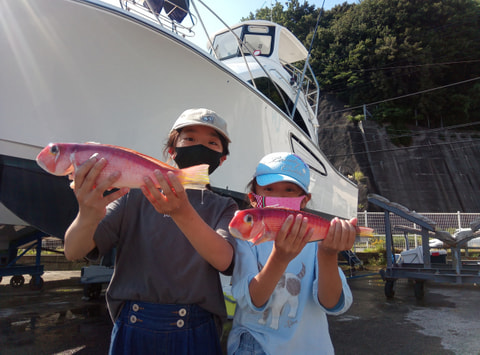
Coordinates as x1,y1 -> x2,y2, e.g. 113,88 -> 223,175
91,188 -> 237,328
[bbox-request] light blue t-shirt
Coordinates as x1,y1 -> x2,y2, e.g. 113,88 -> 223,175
227,240 -> 352,355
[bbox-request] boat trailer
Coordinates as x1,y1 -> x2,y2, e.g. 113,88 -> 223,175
0,226 -> 47,290
368,194 -> 480,300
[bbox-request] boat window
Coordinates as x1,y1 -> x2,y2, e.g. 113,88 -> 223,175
247,25 -> 270,34
290,136 -> 327,176
249,77 -> 310,138
241,34 -> 272,56
240,25 -> 274,57
211,27 -> 243,60
211,25 -> 274,60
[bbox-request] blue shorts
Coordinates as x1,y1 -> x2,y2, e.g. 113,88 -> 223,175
109,301 -> 222,355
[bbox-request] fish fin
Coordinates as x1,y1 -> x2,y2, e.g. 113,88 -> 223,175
251,233 -> 265,246
249,219 -> 265,239
178,164 -> 210,188
254,230 -> 275,245
357,226 -> 374,237
251,221 -> 270,246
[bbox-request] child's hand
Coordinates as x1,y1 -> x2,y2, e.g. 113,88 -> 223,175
271,214 -> 314,264
319,217 -> 357,256
141,170 -> 190,216
73,156 -> 128,224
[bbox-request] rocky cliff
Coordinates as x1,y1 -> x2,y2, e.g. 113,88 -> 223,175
316,94 -> 480,213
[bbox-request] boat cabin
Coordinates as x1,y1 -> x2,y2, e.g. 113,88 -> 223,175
208,21 -> 320,143
209,20 -> 307,65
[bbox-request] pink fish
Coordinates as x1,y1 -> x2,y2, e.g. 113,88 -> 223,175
36,142 -> 209,188
229,207 -> 374,245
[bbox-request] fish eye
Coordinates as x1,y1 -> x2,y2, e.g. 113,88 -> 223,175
50,144 -> 59,154
243,214 -> 253,225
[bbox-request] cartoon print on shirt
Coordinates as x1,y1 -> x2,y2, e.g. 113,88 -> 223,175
258,263 -> 306,329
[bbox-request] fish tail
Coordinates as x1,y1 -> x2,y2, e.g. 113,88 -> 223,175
178,164 -> 210,188
357,226 -> 374,237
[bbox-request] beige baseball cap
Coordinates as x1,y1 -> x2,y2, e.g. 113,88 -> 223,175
171,108 -> 231,142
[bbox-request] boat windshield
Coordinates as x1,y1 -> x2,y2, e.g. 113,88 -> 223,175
211,25 -> 274,60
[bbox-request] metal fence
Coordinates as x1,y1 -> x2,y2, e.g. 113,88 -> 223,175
355,211 -> 480,252
36,212 -> 480,254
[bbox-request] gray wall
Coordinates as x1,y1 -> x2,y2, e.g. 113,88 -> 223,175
316,94 -> 480,212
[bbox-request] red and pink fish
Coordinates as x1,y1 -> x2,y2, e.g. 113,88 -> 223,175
36,142 -> 209,189
229,207 -> 374,245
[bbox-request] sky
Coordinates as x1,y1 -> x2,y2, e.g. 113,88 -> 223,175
189,0 -> 356,49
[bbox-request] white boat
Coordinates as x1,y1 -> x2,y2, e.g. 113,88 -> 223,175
0,0 -> 358,242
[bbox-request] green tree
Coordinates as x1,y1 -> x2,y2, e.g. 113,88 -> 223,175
248,0 -> 480,130
317,0 -> 480,128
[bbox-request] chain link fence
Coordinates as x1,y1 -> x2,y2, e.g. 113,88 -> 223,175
355,211 -> 480,252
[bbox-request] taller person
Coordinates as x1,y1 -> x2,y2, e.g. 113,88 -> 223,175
64,108 -> 237,354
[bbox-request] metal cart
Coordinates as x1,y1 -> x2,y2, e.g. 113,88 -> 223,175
0,226 -> 47,290
368,194 -> 480,300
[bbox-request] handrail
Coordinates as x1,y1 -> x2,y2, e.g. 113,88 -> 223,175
283,62 -> 320,122
120,0 -> 196,38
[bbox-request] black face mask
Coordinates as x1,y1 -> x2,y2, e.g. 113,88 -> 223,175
174,145 -> 223,175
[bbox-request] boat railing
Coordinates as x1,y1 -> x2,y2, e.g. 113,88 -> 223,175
283,62 -> 320,120
121,0 -> 196,38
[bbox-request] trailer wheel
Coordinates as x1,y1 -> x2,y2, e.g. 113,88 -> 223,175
384,280 -> 395,298
29,275 -> 44,291
414,280 -> 424,300
10,275 -> 25,288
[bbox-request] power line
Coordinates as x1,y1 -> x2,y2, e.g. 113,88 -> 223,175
357,59 -> 480,73
322,76 -> 480,116
327,139 -> 480,159
318,122 -> 480,152
361,121 -> 480,145
326,135 -> 480,159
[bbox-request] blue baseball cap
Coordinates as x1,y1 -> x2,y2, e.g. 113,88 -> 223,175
254,152 -> 310,193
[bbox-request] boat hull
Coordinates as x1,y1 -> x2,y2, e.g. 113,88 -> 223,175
0,0 -> 357,239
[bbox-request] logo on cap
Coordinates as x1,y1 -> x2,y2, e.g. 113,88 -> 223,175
202,116 -> 215,124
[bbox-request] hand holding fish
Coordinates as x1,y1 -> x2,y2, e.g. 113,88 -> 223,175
73,155 -> 129,224
141,170 -> 190,217
319,217 -> 357,256
315,216 -> 358,309
142,166 -> 235,273
270,214 -> 313,265
63,155 -> 130,261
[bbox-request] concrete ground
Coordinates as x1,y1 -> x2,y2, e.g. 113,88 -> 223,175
1,269 -> 479,354
0,271 -> 111,355
329,271 -> 480,355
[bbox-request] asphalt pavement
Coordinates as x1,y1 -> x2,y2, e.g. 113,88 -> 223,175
1,269 -> 479,354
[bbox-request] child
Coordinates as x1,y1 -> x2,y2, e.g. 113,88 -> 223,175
64,108 -> 237,355
227,152 -> 357,355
